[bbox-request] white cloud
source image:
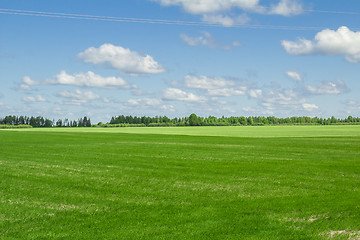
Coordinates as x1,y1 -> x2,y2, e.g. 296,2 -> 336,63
160,105 -> 175,112
152,0 -> 264,27
302,103 -> 319,112
202,13 -> 250,27
282,26 -> 360,63
162,88 -> 207,102
286,71 -> 302,81
184,75 -> 246,96
58,89 -> 100,105
23,76 -> 39,85
127,98 -> 163,106
269,0 -> 303,16
306,79 -> 348,95
22,71 -> 131,89
78,44 -> 165,74
248,89 -> 262,98
22,95 -> 46,103
152,0 -> 304,26
185,75 -> 235,89
181,31 -> 216,47
19,76 -> 40,90
52,71 -> 131,88
153,0 -> 261,14
261,89 -> 305,110
207,88 -> 246,96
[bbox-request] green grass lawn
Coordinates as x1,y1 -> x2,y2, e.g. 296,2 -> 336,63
0,126 -> 359,239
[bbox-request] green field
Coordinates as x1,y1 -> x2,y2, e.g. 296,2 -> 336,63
0,126 -> 359,239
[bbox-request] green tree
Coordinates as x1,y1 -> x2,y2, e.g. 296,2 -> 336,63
189,113 -> 202,126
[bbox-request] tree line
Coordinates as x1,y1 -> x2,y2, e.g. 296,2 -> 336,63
1,114 -> 359,128
108,114 -> 360,127
0,115 -> 91,128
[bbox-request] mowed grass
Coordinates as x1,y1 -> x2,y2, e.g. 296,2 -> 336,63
19,125 -> 360,138
0,126 -> 359,239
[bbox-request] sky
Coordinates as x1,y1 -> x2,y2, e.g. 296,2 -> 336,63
0,0 -> 359,123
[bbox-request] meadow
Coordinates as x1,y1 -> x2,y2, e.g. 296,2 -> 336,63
0,126 -> 359,239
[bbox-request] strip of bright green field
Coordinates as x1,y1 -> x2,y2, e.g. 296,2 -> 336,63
13,125 -> 360,138
0,126 -> 359,239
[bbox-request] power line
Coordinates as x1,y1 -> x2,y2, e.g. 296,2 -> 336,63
0,8 -> 358,31
303,9 -> 360,15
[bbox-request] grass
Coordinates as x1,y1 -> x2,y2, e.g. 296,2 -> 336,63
13,125 -> 360,137
0,126 -> 359,239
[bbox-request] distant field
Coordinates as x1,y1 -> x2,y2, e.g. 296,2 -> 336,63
0,126 -> 359,239
13,125 -> 360,137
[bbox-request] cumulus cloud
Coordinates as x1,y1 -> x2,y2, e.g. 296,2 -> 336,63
286,71 -> 302,81
282,26 -> 360,63
181,31 -> 241,49
269,0 -> 303,16
22,71 -> 132,89
78,44 -> 165,75
22,95 -> 46,103
58,89 -> 100,105
184,75 -> 247,96
162,88 -> 207,102
306,79 -> 348,95
302,103 -> 319,112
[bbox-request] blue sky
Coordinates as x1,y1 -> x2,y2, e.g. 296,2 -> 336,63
0,0 -> 359,123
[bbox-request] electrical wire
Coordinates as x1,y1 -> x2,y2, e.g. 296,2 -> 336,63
0,8 -> 358,31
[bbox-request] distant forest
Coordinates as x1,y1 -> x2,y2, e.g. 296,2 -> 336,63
1,114 -> 360,128
0,116 -> 91,128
